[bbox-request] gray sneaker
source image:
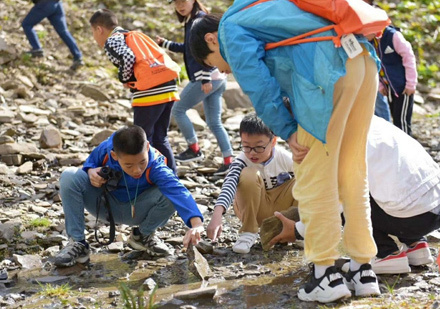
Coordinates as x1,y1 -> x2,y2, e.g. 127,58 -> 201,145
128,228 -> 172,256
54,240 -> 90,267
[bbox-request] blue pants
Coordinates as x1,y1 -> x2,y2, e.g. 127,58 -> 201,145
60,167 -> 176,242
374,92 -> 391,122
171,79 -> 233,158
22,0 -> 82,60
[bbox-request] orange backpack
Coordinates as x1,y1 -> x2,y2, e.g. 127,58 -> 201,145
243,0 -> 390,49
124,31 -> 180,90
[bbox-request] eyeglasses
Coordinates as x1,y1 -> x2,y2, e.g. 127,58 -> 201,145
240,139 -> 272,153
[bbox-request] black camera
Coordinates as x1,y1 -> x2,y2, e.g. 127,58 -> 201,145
98,166 -> 122,192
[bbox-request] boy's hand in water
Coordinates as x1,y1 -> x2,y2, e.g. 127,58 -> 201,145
268,212 -> 297,247
183,217 -> 204,248
287,132 -> 309,164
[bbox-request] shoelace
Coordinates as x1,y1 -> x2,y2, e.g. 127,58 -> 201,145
62,241 -> 84,257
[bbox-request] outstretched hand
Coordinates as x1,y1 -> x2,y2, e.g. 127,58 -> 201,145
156,35 -> 165,45
183,224 -> 204,248
268,212 -> 296,247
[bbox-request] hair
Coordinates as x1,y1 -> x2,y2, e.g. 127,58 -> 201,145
89,9 -> 118,29
189,13 -> 221,66
113,125 -> 148,155
239,112 -> 274,139
175,0 -> 209,23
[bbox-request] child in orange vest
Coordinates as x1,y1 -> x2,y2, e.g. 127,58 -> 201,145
90,9 -> 179,172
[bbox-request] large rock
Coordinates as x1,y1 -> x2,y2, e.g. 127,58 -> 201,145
0,142 -> 38,155
90,129 -> 113,146
16,75 -> 34,88
0,221 -> 21,242
0,108 -> 14,123
16,161 -> 33,174
0,31 -> 16,65
187,243 -> 212,280
40,126 -> 62,149
80,84 -> 111,101
223,81 -> 253,109
186,109 -> 207,131
13,254 -> 42,270
260,206 -> 300,251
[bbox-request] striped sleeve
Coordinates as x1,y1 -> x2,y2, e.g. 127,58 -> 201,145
215,158 -> 247,211
193,69 -> 212,84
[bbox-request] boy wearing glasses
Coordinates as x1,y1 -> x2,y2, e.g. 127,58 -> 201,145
207,113 -> 295,253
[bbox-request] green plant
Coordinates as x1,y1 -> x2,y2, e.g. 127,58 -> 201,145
119,282 -> 158,309
38,282 -> 71,298
384,276 -> 400,295
29,218 -> 51,229
37,30 -> 48,40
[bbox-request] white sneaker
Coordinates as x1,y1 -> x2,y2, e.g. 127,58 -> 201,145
298,265 -> 351,303
233,232 -> 258,254
402,241 -> 434,266
345,263 -> 381,297
371,251 -> 411,274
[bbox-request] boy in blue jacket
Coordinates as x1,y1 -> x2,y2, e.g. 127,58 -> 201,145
190,3 -> 381,303
54,125 -> 204,267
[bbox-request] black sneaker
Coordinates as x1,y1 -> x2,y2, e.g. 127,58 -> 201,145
70,59 -> 85,71
128,228 -> 173,256
345,263 -> 381,297
27,49 -> 44,58
54,240 -> 90,267
213,163 -> 231,176
297,265 -> 351,303
175,148 -> 204,163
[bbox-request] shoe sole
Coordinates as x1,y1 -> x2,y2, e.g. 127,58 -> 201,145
407,252 -> 434,266
354,283 -> 381,297
297,285 -> 351,303
55,256 -> 90,267
232,247 -> 251,254
373,265 -> 411,274
175,155 -> 204,163
345,280 -> 381,297
127,238 -> 170,257
213,171 -> 229,176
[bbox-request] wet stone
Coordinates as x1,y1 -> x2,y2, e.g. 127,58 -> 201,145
187,243 -> 212,281
173,285 -> 217,300
32,275 -> 69,285
143,278 -> 157,290
195,240 -> 214,255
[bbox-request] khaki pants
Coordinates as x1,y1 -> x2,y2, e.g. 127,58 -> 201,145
234,167 -> 296,233
293,52 -> 378,265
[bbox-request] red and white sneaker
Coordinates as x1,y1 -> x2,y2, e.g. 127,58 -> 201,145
403,241 -> 434,266
371,251 -> 411,274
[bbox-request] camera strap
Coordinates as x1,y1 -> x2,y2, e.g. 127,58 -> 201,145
94,187 -> 116,246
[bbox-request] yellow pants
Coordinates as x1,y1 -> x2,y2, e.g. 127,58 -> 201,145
293,52 -> 378,265
234,167 -> 296,233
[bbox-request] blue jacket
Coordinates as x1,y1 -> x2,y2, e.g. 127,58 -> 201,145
82,134 -> 203,227
219,0 -> 380,143
376,26 -> 406,95
161,11 -> 213,84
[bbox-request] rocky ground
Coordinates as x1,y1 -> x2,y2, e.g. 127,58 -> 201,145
2,0 -> 440,308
